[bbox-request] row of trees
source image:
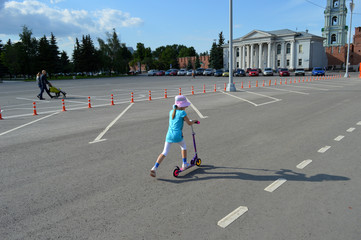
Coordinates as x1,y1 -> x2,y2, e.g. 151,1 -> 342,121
0,26 -> 225,78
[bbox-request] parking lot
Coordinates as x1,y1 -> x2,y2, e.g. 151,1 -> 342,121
1,73 -> 361,239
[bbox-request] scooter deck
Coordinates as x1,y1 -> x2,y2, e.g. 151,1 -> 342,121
172,158 -> 202,177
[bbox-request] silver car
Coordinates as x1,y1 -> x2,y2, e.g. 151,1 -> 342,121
177,69 -> 187,76
203,68 -> 214,76
263,68 -> 273,76
186,69 -> 194,76
147,69 -> 158,76
295,68 -> 305,76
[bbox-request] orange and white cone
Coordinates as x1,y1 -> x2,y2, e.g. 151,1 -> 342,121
62,99 -> 66,112
0,106 -> 3,120
131,92 -> 134,103
88,97 -> 92,108
111,94 -> 115,105
33,102 -> 38,115
149,91 -> 152,101
165,89 -> 168,98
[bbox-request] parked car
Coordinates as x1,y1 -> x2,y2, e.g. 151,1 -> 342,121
295,68 -> 305,76
177,69 -> 187,76
222,70 -> 229,77
257,69 -> 262,74
312,67 -> 325,76
156,70 -> 165,76
203,68 -> 214,76
186,69 -> 194,76
279,68 -> 290,77
147,69 -> 158,76
246,68 -> 252,73
234,69 -> 246,77
249,69 -> 259,76
165,69 -> 172,76
169,69 -> 178,76
214,69 -> 223,77
263,68 -> 274,76
196,68 -> 205,75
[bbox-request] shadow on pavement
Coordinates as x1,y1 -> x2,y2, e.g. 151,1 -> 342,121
157,165 -> 350,184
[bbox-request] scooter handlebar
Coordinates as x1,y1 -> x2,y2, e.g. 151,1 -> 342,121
194,120 -> 200,124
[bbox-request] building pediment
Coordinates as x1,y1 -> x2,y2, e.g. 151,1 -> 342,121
240,30 -> 274,41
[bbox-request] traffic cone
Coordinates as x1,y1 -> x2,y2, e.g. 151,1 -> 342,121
214,84 -> 216,92
280,79 -> 282,85
224,83 -> 226,91
241,81 -> 244,89
249,81 -> 251,88
131,92 -> 134,103
262,80 -> 265,87
256,80 -> 258,87
0,106 -> 3,119
285,78 -> 287,85
62,99 -> 66,111
269,79 -> 271,86
203,85 -> 206,93
192,86 -> 194,95
275,79 -> 277,86
88,97 -> 91,108
179,88 -> 181,95
164,89 -> 167,98
111,94 -> 115,105
149,91 -> 152,101
33,102 -> 38,115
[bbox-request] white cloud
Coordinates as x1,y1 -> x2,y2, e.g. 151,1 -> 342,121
0,0 -> 144,37
50,0 -> 64,4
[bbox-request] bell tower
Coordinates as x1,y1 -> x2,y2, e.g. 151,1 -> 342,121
322,0 -> 348,47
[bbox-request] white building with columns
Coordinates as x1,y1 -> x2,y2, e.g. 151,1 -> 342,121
223,29 -> 328,71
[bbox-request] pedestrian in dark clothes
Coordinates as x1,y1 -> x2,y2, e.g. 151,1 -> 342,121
37,70 -> 54,100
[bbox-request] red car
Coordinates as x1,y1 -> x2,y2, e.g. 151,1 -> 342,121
156,70 -> 165,76
279,68 -> 290,77
169,70 -> 178,76
248,69 -> 259,76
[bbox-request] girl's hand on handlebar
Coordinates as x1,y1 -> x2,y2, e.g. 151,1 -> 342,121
193,120 -> 200,124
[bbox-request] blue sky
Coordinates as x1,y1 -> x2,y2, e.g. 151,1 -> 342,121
0,0 -> 360,58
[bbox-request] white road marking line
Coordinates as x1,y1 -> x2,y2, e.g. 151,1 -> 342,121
245,91 -> 282,102
346,127 -> 355,132
217,206 -> 248,228
89,103 -> 134,144
318,146 -> 331,153
285,85 -> 329,91
357,121 -> 361,126
16,97 -> 51,103
264,178 -> 287,192
267,87 -> 309,95
334,135 -> 345,141
296,160 -> 313,169
221,91 -> 258,106
187,99 -> 208,119
0,112 -> 59,137
310,83 -> 343,88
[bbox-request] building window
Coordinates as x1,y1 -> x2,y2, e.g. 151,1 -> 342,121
286,43 -> 291,54
286,59 -> 290,66
237,62 -> 239,68
298,59 -> 302,66
236,48 -> 239,57
331,34 -> 337,44
332,16 -> 338,26
299,45 -> 303,53
245,48 -> 247,56
333,0 -> 339,8
277,60 -> 280,67
277,44 -> 281,54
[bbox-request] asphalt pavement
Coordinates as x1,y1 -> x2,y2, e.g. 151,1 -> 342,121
1,73 -> 361,239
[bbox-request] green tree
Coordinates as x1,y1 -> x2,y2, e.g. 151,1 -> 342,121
0,40 -> 9,77
0,40 -> 23,77
59,51 -> 71,73
37,35 -> 51,72
72,38 -> 81,72
19,25 -> 38,76
209,32 -> 225,69
48,33 -> 60,76
187,57 -> 194,70
79,35 -> 98,73
195,54 -> 201,69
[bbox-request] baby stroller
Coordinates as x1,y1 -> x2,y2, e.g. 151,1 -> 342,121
49,85 -> 66,98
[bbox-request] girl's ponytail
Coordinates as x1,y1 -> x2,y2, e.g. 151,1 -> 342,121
172,105 -> 178,119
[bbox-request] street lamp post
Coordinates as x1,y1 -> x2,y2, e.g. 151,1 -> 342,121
227,0 -> 236,91
344,0 -> 355,78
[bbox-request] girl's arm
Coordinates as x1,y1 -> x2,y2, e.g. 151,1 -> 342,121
184,116 -> 198,126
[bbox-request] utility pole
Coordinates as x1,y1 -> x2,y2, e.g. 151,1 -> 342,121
227,0 -> 236,91
344,0 -> 355,78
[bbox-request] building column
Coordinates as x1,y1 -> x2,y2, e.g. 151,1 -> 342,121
258,43 -> 263,69
290,40 -> 295,70
242,45 -> 245,69
250,44 -> 254,68
267,42 -> 271,68
282,42 -> 286,68
247,45 -> 250,68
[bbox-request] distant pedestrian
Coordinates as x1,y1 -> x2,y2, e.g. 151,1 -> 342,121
37,70 -> 54,100
192,70 -> 195,78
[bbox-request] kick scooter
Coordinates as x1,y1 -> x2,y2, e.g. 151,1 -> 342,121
172,121 -> 201,177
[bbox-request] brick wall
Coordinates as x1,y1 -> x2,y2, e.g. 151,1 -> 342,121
178,56 -> 209,69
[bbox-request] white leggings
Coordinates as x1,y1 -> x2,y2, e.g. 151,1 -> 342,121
161,140 -> 187,156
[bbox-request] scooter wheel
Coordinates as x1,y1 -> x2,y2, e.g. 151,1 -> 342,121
196,158 -> 201,166
190,159 -> 195,165
173,167 -> 180,178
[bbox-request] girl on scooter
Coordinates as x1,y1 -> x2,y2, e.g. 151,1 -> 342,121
150,95 -> 198,177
